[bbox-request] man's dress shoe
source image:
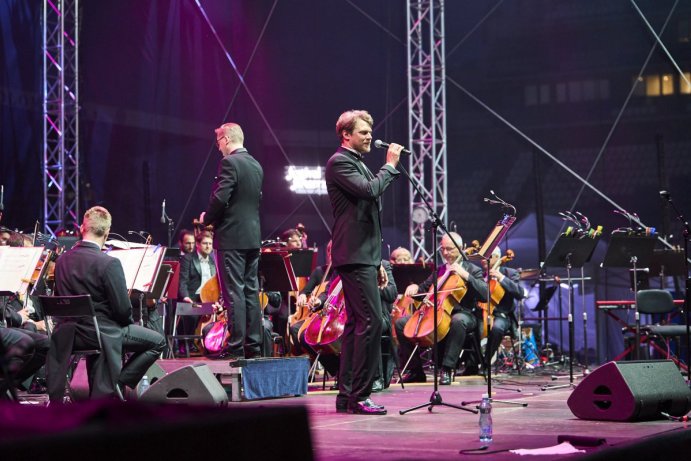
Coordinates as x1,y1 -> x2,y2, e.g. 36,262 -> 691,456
348,398 -> 387,415
400,371 -> 427,383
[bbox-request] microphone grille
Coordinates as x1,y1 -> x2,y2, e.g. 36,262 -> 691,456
374,139 -> 383,149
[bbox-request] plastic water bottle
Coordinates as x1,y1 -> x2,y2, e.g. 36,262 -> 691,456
479,393 -> 493,444
137,375 -> 150,398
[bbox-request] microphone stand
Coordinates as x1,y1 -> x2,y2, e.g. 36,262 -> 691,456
161,204 -> 174,249
397,161 -> 476,416
661,192 -> 691,371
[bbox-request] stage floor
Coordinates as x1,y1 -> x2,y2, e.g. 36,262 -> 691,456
228,369 -> 687,461
13,361 -> 690,460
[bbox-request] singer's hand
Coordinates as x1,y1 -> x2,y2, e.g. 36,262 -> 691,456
386,143 -> 403,168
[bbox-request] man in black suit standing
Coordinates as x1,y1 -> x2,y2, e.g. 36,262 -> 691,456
203,122 -> 263,359
325,110 -> 403,415
47,206 -> 166,402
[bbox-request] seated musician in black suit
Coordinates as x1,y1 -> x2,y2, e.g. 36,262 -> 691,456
482,247 -> 524,371
47,206 -> 166,402
176,231 -> 216,355
395,232 -> 487,385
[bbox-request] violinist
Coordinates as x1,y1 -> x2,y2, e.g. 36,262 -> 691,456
176,231 -> 216,356
395,232 -> 488,385
482,247 -> 523,372
0,226 -> 11,246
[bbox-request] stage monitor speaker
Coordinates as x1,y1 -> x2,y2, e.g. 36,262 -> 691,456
139,363 -> 228,406
567,360 -> 691,421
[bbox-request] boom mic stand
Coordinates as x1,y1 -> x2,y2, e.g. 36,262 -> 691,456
660,191 -> 691,372
396,163 -> 475,416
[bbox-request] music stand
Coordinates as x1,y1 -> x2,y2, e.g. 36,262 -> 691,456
259,251 -> 298,292
391,264 -> 434,295
649,249 -> 686,286
602,233 -> 656,361
287,249 -> 317,278
542,235 -> 599,390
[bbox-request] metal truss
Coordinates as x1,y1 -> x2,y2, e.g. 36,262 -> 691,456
407,0 -> 448,261
43,0 -> 80,237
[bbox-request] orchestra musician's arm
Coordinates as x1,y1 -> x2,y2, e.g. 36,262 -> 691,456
296,266 -> 326,307
178,253 -> 194,303
103,258 -> 135,327
490,267 -> 523,300
458,262 -> 489,302
204,155 -> 238,227
379,261 -> 397,304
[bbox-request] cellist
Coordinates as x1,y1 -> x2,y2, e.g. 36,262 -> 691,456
395,232 -> 487,385
482,247 -> 524,373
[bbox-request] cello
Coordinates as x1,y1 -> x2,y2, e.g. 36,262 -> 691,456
303,276 -> 346,355
479,249 -> 515,334
403,257 -> 468,347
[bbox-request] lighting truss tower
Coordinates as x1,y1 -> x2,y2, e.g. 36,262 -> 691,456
407,0 -> 448,261
43,0 -> 80,238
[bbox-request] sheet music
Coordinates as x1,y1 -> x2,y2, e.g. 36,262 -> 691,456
0,246 -> 44,295
106,245 -> 165,293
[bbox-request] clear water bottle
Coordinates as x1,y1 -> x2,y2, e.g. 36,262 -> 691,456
137,375 -> 150,398
479,393 -> 493,444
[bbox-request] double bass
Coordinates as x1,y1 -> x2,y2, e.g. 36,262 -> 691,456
403,256 -> 468,347
303,276 -> 346,355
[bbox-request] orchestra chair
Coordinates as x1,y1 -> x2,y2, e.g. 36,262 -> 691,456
623,289 -> 688,371
166,301 -> 214,358
460,327 -> 485,376
39,294 -> 124,403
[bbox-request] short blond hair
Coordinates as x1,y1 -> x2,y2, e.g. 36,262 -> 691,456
335,110 -> 373,141
215,122 -> 244,144
81,206 -> 112,237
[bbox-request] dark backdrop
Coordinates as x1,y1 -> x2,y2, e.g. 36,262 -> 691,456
2,1 -> 691,361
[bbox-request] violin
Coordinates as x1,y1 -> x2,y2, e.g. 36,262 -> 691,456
479,249 -> 515,333
303,276 -> 346,355
403,257 -> 468,347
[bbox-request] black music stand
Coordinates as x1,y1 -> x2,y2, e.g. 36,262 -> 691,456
287,248 -> 317,278
541,235 -> 598,390
649,249 -> 686,286
391,264 -> 434,295
602,233 -> 656,361
259,252 -> 298,293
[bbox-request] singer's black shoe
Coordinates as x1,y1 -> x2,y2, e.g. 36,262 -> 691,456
439,367 -> 453,385
348,399 -> 387,415
336,399 -> 349,413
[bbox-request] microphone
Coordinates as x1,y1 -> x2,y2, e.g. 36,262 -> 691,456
660,190 -> 671,200
0,184 -> 4,212
373,139 -> 411,155
160,199 -> 166,224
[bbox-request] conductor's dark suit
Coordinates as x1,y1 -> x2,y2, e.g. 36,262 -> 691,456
47,241 -> 165,401
204,147 -> 264,358
325,146 -> 399,409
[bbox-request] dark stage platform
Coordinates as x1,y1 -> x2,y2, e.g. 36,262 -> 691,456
7,360 -> 691,460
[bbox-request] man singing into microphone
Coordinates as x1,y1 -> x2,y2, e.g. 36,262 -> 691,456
325,110 -> 403,415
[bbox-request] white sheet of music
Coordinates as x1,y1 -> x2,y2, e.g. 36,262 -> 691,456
0,246 -> 44,295
106,244 -> 165,293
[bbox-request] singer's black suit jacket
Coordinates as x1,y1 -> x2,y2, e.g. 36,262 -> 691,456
204,148 -> 263,250
325,147 -> 399,267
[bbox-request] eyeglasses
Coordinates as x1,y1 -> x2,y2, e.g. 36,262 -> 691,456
439,246 -> 457,252
216,136 -> 227,147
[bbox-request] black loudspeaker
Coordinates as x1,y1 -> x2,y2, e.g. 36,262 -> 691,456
139,364 -> 228,406
567,360 -> 691,421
